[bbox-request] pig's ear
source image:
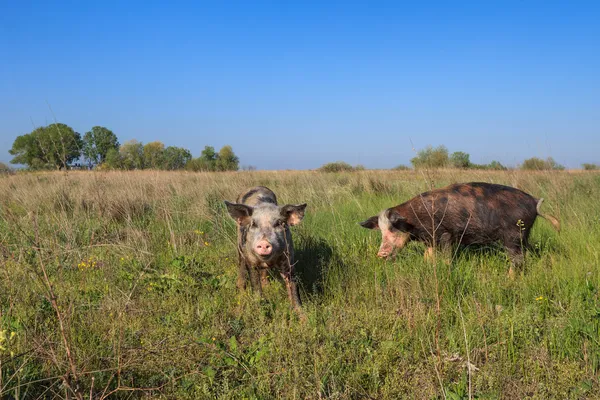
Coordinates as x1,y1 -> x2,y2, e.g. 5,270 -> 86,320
280,203 -> 307,226
359,216 -> 379,230
387,209 -> 412,231
224,201 -> 253,225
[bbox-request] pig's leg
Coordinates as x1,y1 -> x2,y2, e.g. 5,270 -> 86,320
248,266 -> 262,295
236,253 -> 248,290
424,246 -> 435,262
279,262 -> 302,309
438,232 -> 453,264
505,243 -> 525,279
260,269 -> 270,288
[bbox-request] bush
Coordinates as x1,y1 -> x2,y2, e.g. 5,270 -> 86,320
318,161 -> 357,172
487,160 -> 508,170
521,157 -> 564,171
393,164 -> 411,171
410,145 -> 449,169
450,151 -> 471,169
582,163 -> 598,171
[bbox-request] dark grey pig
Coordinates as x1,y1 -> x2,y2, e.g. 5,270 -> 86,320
225,186 -> 307,310
360,182 -> 560,274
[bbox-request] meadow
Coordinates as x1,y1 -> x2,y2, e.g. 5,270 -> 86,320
0,169 -> 599,399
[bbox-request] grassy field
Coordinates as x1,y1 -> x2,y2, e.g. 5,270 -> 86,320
0,169 -> 599,399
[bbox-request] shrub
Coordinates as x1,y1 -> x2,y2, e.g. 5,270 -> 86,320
318,161 -> 356,172
487,160 -> 508,170
393,164 -> 411,170
521,157 -> 564,171
582,163 -> 598,171
410,145 -> 449,169
450,151 -> 471,169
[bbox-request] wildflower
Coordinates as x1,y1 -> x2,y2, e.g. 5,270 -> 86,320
204,241 -> 210,246
536,296 -> 544,301
212,337 -> 216,341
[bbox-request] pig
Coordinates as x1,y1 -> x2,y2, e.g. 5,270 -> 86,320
225,186 -> 307,310
359,182 -> 560,272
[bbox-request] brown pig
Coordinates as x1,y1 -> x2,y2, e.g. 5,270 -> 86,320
359,182 -> 560,270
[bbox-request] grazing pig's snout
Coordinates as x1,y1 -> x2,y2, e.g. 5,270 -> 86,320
377,251 -> 390,259
255,240 -> 273,256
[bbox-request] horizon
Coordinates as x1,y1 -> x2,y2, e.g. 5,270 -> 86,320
2,2 -> 599,170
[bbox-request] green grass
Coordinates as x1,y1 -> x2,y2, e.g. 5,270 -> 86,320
0,169 -> 599,399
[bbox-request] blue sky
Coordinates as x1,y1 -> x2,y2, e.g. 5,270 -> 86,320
1,1 -> 598,169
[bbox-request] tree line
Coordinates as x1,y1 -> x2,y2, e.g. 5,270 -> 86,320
318,145 -> 598,172
406,145 -> 567,171
8,123 -> 240,171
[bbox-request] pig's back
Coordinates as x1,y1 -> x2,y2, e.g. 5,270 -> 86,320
237,186 -> 278,207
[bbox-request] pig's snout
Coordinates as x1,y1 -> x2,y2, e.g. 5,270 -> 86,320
377,251 -> 390,259
255,240 -> 273,256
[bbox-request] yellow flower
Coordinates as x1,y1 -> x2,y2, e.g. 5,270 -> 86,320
536,296 -> 544,301
204,242 -> 210,246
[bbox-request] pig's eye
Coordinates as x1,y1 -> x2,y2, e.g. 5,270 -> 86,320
273,220 -> 285,228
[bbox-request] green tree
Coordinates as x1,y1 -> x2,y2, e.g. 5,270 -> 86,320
582,163 -> 598,171
216,145 -> 240,171
9,133 -> 43,167
82,126 -> 119,166
103,148 -> 124,169
410,145 -> 449,168
9,123 -> 82,170
120,140 -> 144,170
143,141 -> 165,169
450,151 -> 471,169
198,146 -> 217,171
187,146 -> 219,171
162,146 -> 192,170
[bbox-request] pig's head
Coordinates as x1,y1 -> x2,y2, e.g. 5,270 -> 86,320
225,201 -> 307,262
359,208 -> 412,259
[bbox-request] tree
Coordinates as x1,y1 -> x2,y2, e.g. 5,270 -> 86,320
582,163 -> 598,170
82,126 -> 119,166
188,146 -> 218,171
9,123 -> 82,170
410,145 -> 449,168
216,145 -> 240,171
450,151 -> 471,169
197,146 -> 217,171
162,146 -> 192,170
103,148 -> 124,169
9,133 -> 43,167
143,141 -> 165,169
120,140 -> 144,170
521,157 -> 564,171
